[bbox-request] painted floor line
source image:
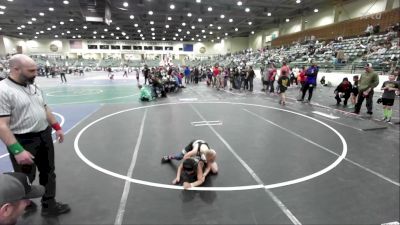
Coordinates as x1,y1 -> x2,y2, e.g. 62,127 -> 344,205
243,109 -> 400,187
312,111 -> 340,119
190,104 -> 301,225
114,110 -> 147,225
193,123 -> 223,127
48,93 -> 139,106
191,120 -> 222,124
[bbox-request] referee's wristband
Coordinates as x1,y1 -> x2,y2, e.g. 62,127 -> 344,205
51,123 -> 62,131
8,142 -> 24,155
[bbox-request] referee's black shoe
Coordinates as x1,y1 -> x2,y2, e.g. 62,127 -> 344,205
41,202 -> 71,216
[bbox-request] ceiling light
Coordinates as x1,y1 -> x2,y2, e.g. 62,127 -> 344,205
182,22 -> 186,26
17,27 -> 21,30
47,27 -> 51,30
248,21 -> 252,25
152,37 -> 156,40
209,24 -> 213,27
296,0 -> 301,3
148,11 -> 153,15
69,18 -> 74,21
111,33 -> 114,36
19,33 -> 23,35
175,33 -> 179,36
36,32 -> 39,34
123,2 -> 128,7
152,33 -> 155,36
196,34 -> 199,37
150,21 -> 154,25
66,30 -> 70,33
138,29 -> 141,33
116,37 -> 119,39
34,36 -> 37,38
0,5 -> 6,8
165,25 -> 170,28
83,26 -> 87,29
126,36 -> 129,39
203,35 -> 206,38
104,28 -> 108,32
207,7 -> 212,11
93,31 -> 97,34
251,31 -> 254,34
245,8 -> 250,12
72,36 -> 76,38
140,34 -> 143,37
218,26 -> 222,30
286,18 -> 290,22
39,12 -> 44,16
191,38 -> 194,41
142,37 -> 145,40
116,27 -> 120,30
122,32 -> 126,36
60,21 -> 64,25
134,23 -> 138,27
314,8 -> 319,12
51,25 -> 56,28
170,4 -> 175,9
130,15 -> 134,19
235,28 -> 238,31
172,37 -> 176,40
150,28 -> 154,31
162,37 -> 165,40
93,36 -> 97,39
77,35 -> 81,38
49,7 -> 54,11
191,25 -> 195,29
40,31 -> 44,33
181,38 -> 184,41
198,18 -> 202,22
63,1 -> 69,5
21,25 -> 25,28
178,28 -> 182,32
101,35 -> 104,38
237,1 -> 242,6
187,12 -> 192,17
55,35 -> 58,38
27,21 -> 32,24
201,30 -> 205,33
209,31 -> 213,34
0,11 -> 4,15
220,14 -> 225,18
229,18 -> 233,22
61,33 -> 64,35
186,31 -> 190,34
217,37 -> 220,39
211,39 -> 214,42
167,16 -> 172,20
196,0 -> 201,3
31,18 -> 36,21
267,12 -> 271,16
225,32 -> 228,36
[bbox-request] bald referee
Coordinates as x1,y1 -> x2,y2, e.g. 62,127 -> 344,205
0,54 -> 70,216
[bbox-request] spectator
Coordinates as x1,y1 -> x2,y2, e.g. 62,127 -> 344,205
334,77 -> 352,106
353,63 -> 379,115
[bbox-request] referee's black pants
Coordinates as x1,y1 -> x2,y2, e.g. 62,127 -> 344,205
10,126 -> 56,205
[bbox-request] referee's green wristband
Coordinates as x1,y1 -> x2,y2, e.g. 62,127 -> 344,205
8,143 -> 24,155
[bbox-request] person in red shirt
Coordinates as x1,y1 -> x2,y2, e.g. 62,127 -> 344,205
267,64 -> 277,93
212,66 -> 219,88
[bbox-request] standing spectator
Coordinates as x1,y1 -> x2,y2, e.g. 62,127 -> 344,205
60,67 -> 67,83
212,66 -> 219,88
365,23 -> 373,37
353,63 -> 379,115
380,73 -> 399,123
0,172 -> 44,225
184,66 -> 190,84
334,77 -> 352,106
349,75 -> 359,108
143,65 -> 150,85
123,67 -> 128,77
299,62 -> 319,103
248,66 -> 255,92
268,64 -> 277,93
0,54 -> 70,217
277,70 -> 290,105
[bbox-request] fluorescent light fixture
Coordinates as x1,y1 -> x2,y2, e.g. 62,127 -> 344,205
85,16 -> 102,22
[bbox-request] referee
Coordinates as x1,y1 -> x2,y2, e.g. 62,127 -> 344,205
0,54 -> 70,216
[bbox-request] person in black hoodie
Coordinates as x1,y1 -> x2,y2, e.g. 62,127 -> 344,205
334,77 -> 352,106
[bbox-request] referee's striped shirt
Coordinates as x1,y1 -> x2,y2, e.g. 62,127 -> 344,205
0,77 -> 48,134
